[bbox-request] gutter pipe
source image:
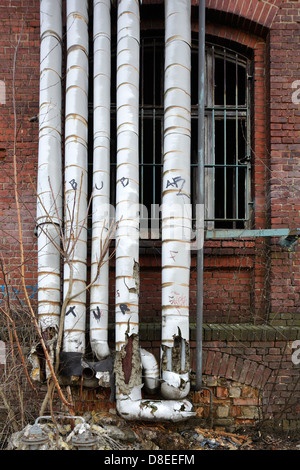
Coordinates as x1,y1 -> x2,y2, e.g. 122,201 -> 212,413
195,0 -> 206,392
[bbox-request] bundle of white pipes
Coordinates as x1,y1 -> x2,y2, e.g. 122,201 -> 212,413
37,0 -> 62,342
114,0 -> 194,421
37,0 -> 196,421
63,0 -> 89,355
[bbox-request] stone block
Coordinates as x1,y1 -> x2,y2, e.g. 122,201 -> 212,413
229,386 -> 241,398
216,405 -> 230,418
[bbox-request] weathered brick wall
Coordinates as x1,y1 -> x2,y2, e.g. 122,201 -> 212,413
1,1 -> 297,325
68,325 -> 300,431
268,1 -> 300,322
0,0 -> 39,308
138,325 -> 300,431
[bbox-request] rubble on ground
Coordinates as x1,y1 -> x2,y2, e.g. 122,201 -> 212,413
6,410 -> 256,451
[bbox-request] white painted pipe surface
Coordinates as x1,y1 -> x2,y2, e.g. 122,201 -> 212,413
63,0 -> 89,355
161,0 -> 192,399
37,0 -> 62,332
89,0 -> 111,360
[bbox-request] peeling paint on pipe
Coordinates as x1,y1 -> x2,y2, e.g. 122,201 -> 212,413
115,334 -> 195,421
117,392 -> 195,422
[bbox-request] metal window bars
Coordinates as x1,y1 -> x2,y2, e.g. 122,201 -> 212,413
107,38 -> 252,238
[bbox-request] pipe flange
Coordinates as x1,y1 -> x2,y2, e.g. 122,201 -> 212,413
72,432 -> 97,450
22,424 -> 49,449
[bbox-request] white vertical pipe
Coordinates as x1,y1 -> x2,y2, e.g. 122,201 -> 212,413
63,0 -> 89,355
115,0 -> 195,422
115,0 -> 140,352
90,0 -> 111,360
161,0 -> 192,399
37,0 -> 62,333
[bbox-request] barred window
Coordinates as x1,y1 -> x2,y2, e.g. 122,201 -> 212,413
109,35 -> 253,237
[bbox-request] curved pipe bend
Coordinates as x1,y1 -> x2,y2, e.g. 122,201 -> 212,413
160,370 -> 190,400
116,386 -> 196,422
140,348 -> 160,395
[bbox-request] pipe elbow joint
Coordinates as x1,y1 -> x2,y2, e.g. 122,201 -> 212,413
160,371 -> 190,400
140,348 -> 160,395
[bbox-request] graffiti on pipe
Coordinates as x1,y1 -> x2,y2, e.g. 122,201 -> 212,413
120,303 -> 130,315
166,176 -> 190,198
66,306 -> 76,317
168,291 -> 187,315
69,179 -> 78,190
92,306 -> 102,321
170,250 -> 178,262
120,177 -> 129,187
95,181 -> 104,191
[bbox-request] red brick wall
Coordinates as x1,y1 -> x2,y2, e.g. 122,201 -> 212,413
0,1 -> 39,308
192,336 -> 300,430
0,0 -> 300,429
268,1 -> 300,323
1,1 -> 296,323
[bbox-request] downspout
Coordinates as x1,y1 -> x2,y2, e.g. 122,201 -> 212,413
90,0 -> 111,360
115,0 -> 195,422
63,0 -> 89,357
37,0 -> 62,371
161,0 -> 192,399
195,0 -> 206,391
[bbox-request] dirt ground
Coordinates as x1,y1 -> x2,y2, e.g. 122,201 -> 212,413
126,420 -> 300,451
